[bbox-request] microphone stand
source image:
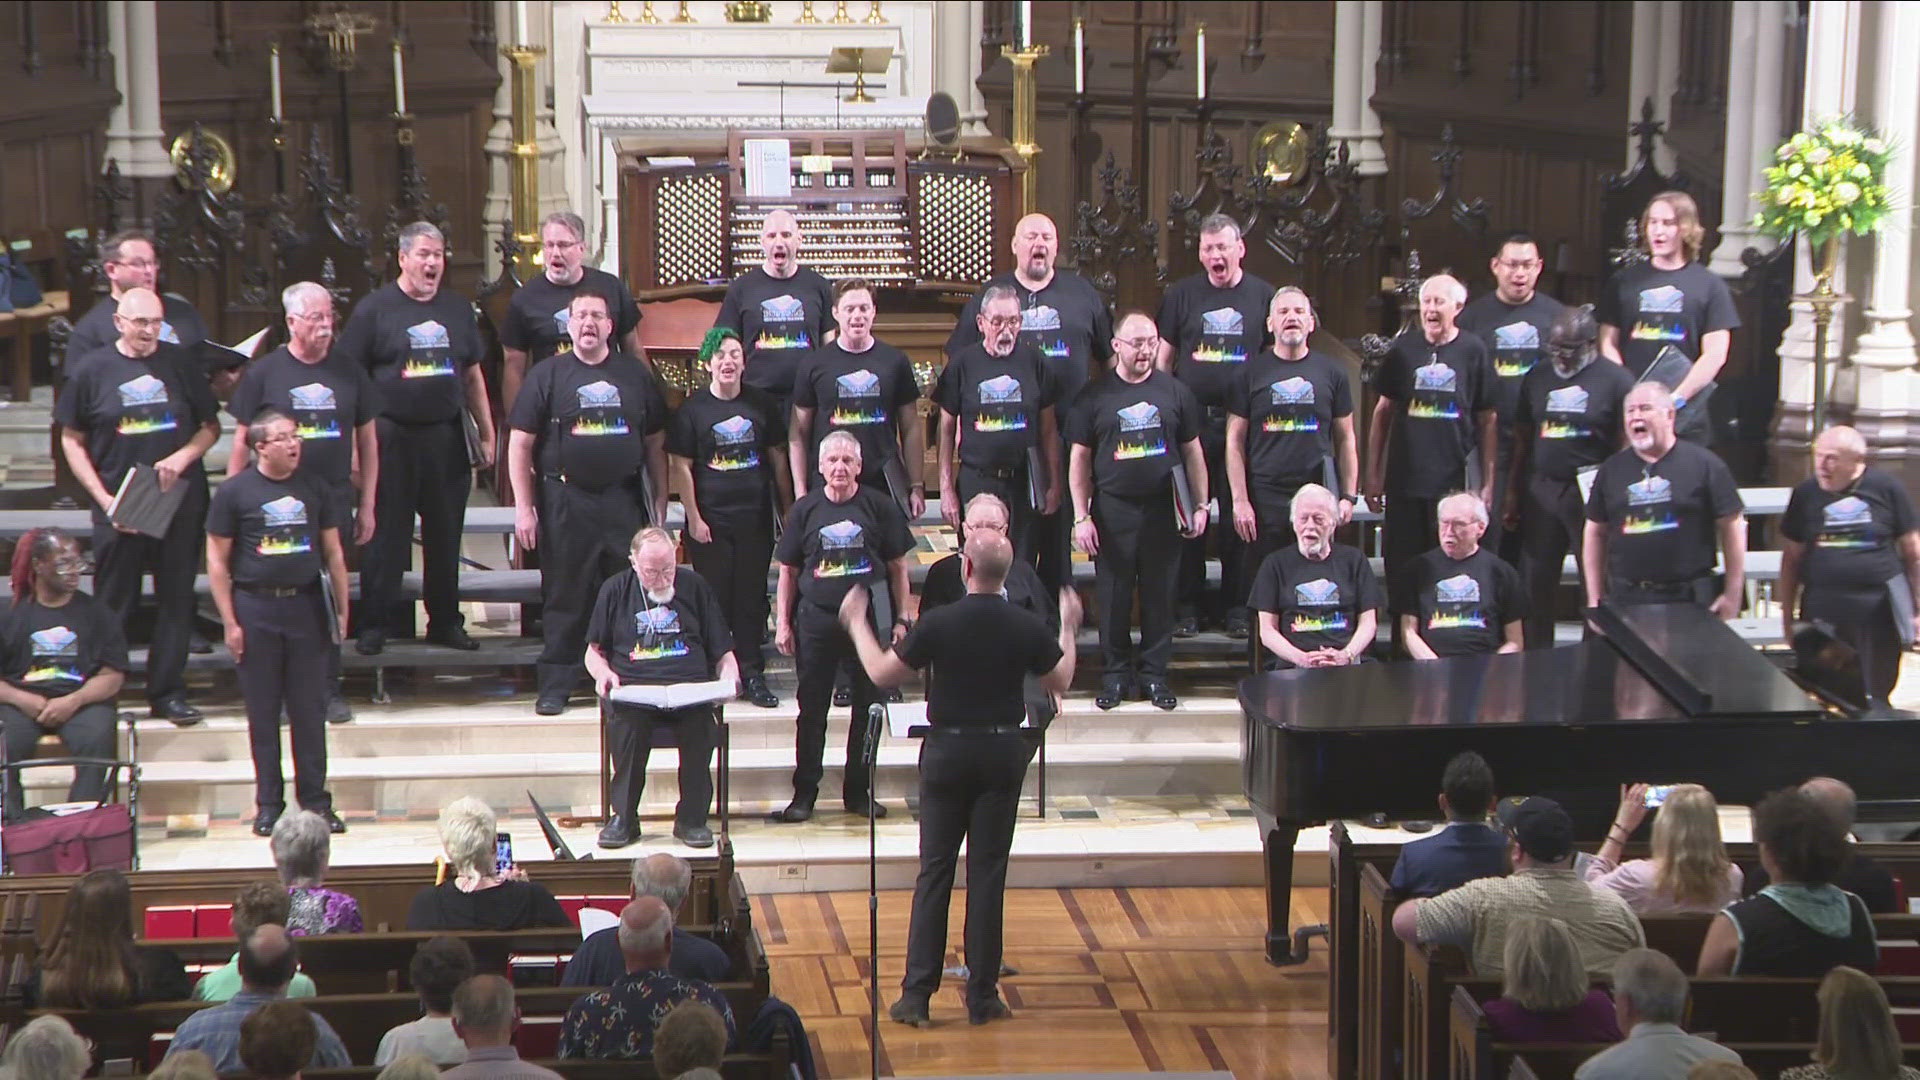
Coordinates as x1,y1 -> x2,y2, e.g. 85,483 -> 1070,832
864,701 -> 885,1080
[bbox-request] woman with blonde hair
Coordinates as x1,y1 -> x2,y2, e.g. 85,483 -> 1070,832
1780,965 -> 1920,1079
1587,782 -> 1742,914
405,796 -> 568,930
1481,915 -> 1621,1042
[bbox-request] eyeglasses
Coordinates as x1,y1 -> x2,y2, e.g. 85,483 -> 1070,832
982,315 -> 1023,329
111,258 -> 157,270
1494,258 -> 1541,270
116,316 -> 163,329
260,431 -> 301,445
1118,335 -> 1160,351
542,239 -> 582,251
48,556 -> 91,573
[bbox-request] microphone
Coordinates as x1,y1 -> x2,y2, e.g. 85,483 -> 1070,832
863,703 -> 885,770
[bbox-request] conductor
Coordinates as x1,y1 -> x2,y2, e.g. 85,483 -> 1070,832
839,532 -> 1081,1029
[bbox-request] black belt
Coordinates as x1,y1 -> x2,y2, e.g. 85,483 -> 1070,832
928,724 -> 1027,737
1203,405 -> 1229,423
238,582 -> 318,599
1613,576 -> 1708,594
964,461 -> 1022,481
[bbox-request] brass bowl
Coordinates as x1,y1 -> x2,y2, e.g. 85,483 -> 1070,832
170,129 -> 238,195
1252,121 -> 1311,185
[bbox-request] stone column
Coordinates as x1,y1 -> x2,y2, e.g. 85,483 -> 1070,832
1626,1 -> 1679,174
1848,0 -> 1918,370
963,0 -> 988,133
1355,0 -> 1386,176
107,1 -> 173,178
1708,2 -> 1760,277
481,0 -> 516,278
1330,2 -> 1380,172
939,0 -> 987,135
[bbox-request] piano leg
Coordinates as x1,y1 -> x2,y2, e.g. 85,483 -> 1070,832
1263,818 -> 1303,964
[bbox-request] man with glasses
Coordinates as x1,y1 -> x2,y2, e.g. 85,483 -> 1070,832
584,527 -> 736,850
227,282 -> 382,723
56,287 -> 221,724
1249,484 -> 1382,669
1392,491 -> 1525,659
714,209 -> 836,414
500,211 -> 646,414
1068,311 -> 1207,711
207,408 -> 352,836
1457,233 -> 1566,562
508,287 -> 668,717
65,230 -> 209,371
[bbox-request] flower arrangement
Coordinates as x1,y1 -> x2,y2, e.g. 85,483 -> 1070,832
1753,119 -> 1894,244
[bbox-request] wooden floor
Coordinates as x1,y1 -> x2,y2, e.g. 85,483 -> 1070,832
752,886 -> 1331,1078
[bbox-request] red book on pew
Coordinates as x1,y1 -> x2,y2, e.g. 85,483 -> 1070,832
583,895 -> 625,916
196,904 -> 233,938
515,1017 -> 564,1059
556,895 -> 588,925
144,906 -> 194,938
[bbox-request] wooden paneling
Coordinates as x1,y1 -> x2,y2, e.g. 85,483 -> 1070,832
0,1 -> 117,240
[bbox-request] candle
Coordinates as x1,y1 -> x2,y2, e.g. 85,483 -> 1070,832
392,40 -> 407,114
1196,22 -> 1206,99
1017,0 -> 1031,49
1074,17 -> 1085,95
269,42 -> 283,121
516,0 -> 530,44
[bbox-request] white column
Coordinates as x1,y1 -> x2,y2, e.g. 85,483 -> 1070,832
531,0 -> 568,224
939,1 -> 987,135
1708,2 -> 1759,277
1653,1 -> 1682,175
964,1 -> 988,133
1627,1 -> 1659,170
1355,0 -> 1386,176
103,0 -> 134,170
482,0 -> 516,278
113,0 -> 173,178
1329,2 -> 1364,166
1848,0 -> 1918,369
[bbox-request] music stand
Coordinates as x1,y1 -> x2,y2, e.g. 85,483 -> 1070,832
826,46 -> 893,104
527,791 -> 581,861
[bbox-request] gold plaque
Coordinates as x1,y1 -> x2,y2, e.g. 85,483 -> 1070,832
1252,121 -> 1311,185
169,128 -> 238,195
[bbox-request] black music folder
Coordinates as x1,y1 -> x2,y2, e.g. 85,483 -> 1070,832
1890,575 -> 1917,647
1026,446 -> 1047,511
1639,345 -> 1715,439
107,465 -> 189,538
318,572 -> 342,645
1171,460 -> 1201,532
881,454 -> 916,518
461,408 -> 485,467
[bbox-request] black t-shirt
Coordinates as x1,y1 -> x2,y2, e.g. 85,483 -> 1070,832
1584,441 -> 1742,583
65,293 -> 210,371
405,880 -> 570,931
506,353 -> 666,491
1512,359 -> 1635,483
1372,331 -> 1495,497
334,283 -> 481,425
775,486 -> 915,610
713,267 -> 835,398
1248,544 -> 1383,654
0,593 -> 128,698
667,386 -> 787,526
1781,470 -> 1919,597
1455,291 -> 1566,425
1229,349 -> 1354,500
55,342 -> 221,492
1067,370 -> 1202,498
585,567 -> 734,685
1595,261 -> 1741,377
207,469 -> 342,590
919,555 -> 1057,630
898,594 -> 1063,728
1155,272 -> 1277,409
500,267 -> 642,364
790,340 -> 920,485
935,341 -> 1061,471
1391,546 -> 1526,657
948,271 -> 1113,405
226,347 -> 385,488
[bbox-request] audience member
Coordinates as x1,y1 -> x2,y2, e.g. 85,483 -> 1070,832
559,897 -> 735,1059
408,797 -> 569,930
1393,796 -> 1643,976
32,867 -> 190,1008
1482,916 -> 1622,1043
166,925 -> 350,1073
376,936 -> 477,1066
1747,777 -> 1902,914
144,1050 -> 216,1080
674,1070 -> 723,1080
0,1016 -> 92,1080
1586,783 -> 1742,914
1389,750 -> 1509,898
238,999 -> 318,1080
1699,787 -> 1878,977
1575,949 -> 1742,1079
375,1055 -> 444,1080
1688,1065 -> 1759,1080
562,853 -> 732,986
194,882 -> 319,1001
272,809 -> 363,935
1779,966 -> 1920,1080
442,974 -> 564,1080
653,1001 -> 730,1079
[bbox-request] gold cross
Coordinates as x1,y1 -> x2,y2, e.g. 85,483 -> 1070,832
305,2 -> 378,72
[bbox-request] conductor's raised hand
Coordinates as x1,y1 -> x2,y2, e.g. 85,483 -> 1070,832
837,584 -> 871,634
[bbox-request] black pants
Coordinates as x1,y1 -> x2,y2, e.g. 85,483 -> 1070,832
1178,416 -> 1241,620
362,417 -> 469,636
1382,491 -> 1443,587
1519,475 -> 1587,650
606,701 -> 716,828
325,479 -> 360,694
92,478 -> 207,704
957,462 -> 1039,567
901,728 -> 1032,1004
1092,488 -> 1181,683
0,700 -> 116,818
1606,574 -> 1718,608
791,602 -> 880,801
1034,433 -> 1072,596
235,588 -> 333,815
1482,430 -> 1522,566
537,479 -> 645,696
686,513 -> 774,679
1805,591 -> 1906,702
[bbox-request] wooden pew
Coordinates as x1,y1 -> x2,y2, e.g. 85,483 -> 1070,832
301,1051 -> 791,1080
1326,819 -> 1411,1080
1356,862 -> 1403,1080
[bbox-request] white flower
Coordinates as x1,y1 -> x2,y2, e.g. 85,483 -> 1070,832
1778,142 -> 1796,160
1777,187 -> 1799,206
1807,147 -> 1832,165
1853,163 -> 1872,179
1788,162 -> 1805,178
1835,181 -> 1862,205
1866,138 -> 1888,155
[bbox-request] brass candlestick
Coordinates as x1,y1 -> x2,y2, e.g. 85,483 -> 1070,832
503,44 -> 546,280
1801,235 -> 1851,437
1002,44 -> 1050,216
639,1 -> 660,22
672,0 -> 695,22
604,1 -> 628,22
831,0 -> 854,24
797,1 -> 818,23
865,1 -> 885,23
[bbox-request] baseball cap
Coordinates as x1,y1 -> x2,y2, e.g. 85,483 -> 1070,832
1495,795 -> 1575,863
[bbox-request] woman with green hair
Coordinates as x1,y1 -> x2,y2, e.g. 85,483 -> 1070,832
666,326 -> 793,707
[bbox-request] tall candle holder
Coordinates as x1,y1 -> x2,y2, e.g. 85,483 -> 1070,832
1002,43 -> 1050,216
503,43 -> 546,280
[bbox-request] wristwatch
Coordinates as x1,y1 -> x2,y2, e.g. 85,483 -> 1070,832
1671,394 -> 1689,411
1338,493 -> 1357,504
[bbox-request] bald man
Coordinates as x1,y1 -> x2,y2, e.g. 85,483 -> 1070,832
1780,426 -> 1920,705
558,897 -> 735,1059
1366,274 -> 1498,583
949,213 -> 1114,594
64,230 -> 209,371
713,209 -> 835,412
56,286 -> 221,723
561,852 -> 732,985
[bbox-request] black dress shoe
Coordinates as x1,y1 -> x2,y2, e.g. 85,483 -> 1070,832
325,695 -> 354,725
189,632 -> 213,655
882,687 -> 904,704
1095,682 -> 1126,711
768,795 -> 816,823
740,675 -> 779,708
427,625 -> 481,651
320,810 -> 347,834
1173,616 -> 1199,639
251,809 -> 282,837
150,697 -> 203,726
1146,682 -> 1178,711
674,822 -> 715,848
968,996 -> 1012,1025
1224,612 -> 1250,640
355,628 -> 387,656
597,815 -> 638,848
844,796 -> 889,819
889,996 -> 932,1028
833,684 -> 853,708
535,691 -> 568,716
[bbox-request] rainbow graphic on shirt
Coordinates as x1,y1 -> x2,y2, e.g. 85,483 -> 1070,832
1114,402 -> 1167,460
570,381 -> 630,436
289,383 -> 342,439
116,374 -> 179,434
117,413 -> 179,435
1288,578 -> 1348,634
1407,363 -> 1461,420
1622,474 -> 1678,534
1264,377 -> 1319,432
258,495 -> 312,556
1492,322 -> 1541,379
1428,574 -> 1487,630
1020,305 -> 1070,359
1815,495 -> 1878,550
829,370 -> 887,426
23,626 -> 82,686
974,375 -> 1028,432
629,606 -> 689,661
401,321 -> 456,377
754,297 -> 813,352
400,355 -> 456,379
708,415 -> 761,471
1630,285 -> 1689,343
1191,308 -> 1249,362
814,519 -> 872,578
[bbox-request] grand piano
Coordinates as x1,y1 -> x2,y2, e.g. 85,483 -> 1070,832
1240,601 -> 1920,966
